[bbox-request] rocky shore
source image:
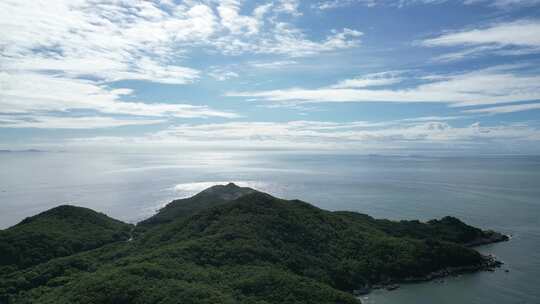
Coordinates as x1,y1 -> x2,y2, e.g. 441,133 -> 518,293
354,235 -> 510,297
399,254 -> 503,284
464,231 -> 510,247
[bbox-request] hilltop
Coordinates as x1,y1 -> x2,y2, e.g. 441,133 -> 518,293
138,183 -> 256,228
0,184 -> 508,303
0,205 -> 133,275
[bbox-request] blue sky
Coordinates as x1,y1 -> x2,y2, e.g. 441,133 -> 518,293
1,0 -> 540,154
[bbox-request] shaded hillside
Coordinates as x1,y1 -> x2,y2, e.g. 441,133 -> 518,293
334,212 -> 508,246
0,184 -> 507,304
0,205 -> 132,274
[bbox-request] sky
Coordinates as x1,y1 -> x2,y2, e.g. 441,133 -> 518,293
1,0 -> 540,154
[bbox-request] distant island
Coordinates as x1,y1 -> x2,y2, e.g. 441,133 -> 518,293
0,183 -> 508,303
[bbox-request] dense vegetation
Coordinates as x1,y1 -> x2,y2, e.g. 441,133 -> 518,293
0,184 -> 505,303
0,205 -> 132,275
137,183 -> 256,229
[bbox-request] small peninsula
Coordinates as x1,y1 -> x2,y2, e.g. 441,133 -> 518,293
0,183 -> 508,304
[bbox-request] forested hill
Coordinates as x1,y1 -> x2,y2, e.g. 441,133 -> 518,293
137,183 -> 256,228
0,184 -> 507,304
0,205 -> 132,275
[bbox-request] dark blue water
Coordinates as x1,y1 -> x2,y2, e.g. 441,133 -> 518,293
1,151 -> 539,303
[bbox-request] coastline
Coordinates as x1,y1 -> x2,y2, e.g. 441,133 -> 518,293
353,234 -> 510,296
464,231 -> 510,247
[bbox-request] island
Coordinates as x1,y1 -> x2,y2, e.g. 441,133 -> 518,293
0,183 -> 508,303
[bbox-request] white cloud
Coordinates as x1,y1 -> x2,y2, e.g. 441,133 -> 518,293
212,25 -> 363,57
0,116 -> 165,129
217,0 -> 260,35
275,0 -> 303,16
464,103 -> 540,114
0,0 -> 361,128
208,68 -> 240,81
464,0 -> 540,8
249,60 -> 298,69
314,0 -> 377,10
0,1 -> 206,85
422,20 -> 540,60
226,66 -> 540,107
399,115 -> 466,122
66,120 -> 540,151
423,20 -> 540,48
430,45 -> 502,62
0,0 -> 362,73
208,1 -> 361,56
330,71 -> 404,88
0,71 -> 239,119
0,0 -> 242,126
314,0 -> 540,10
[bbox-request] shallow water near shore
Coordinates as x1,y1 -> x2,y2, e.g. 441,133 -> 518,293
1,151 -> 539,303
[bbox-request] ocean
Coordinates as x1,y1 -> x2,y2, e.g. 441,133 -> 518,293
1,151 -> 539,303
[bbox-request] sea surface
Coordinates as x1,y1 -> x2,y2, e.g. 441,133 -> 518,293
1,151 -> 539,303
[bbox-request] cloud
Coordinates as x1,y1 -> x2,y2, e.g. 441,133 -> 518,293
464,103 -> 540,114
314,0 -> 376,10
66,120 -> 540,152
0,0 -> 360,65
0,0 -> 361,129
314,0 -> 540,10
213,25 -> 363,57
275,0 -> 303,16
0,116 -> 165,129
422,20 -> 540,48
217,0 -> 261,35
0,71 -> 239,119
226,66 -> 540,107
0,1 -> 207,85
211,0 -> 361,56
0,0 -> 247,127
422,20 -> 540,60
0,0 -> 363,80
430,45 -> 503,62
463,0 -> 540,8
399,115 -> 467,122
208,1 -> 361,56
208,68 -> 240,81
330,71 -> 404,88
249,60 -> 299,69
